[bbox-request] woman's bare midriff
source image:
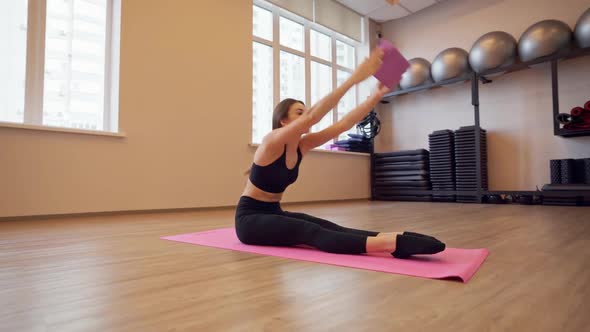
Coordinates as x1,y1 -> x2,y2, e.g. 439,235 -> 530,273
241,179 -> 284,202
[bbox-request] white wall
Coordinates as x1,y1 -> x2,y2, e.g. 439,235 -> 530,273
378,0 -> 590,190
0,0 -> 371,218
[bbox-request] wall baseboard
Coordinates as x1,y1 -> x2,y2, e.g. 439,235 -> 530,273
0,197 -> 370,222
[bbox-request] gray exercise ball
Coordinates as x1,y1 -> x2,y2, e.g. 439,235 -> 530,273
518,20 -> 572,62
469,31 -> 517,75
431,47 -> 472,84
574,8 -> 590,48
400,58 -> 432,89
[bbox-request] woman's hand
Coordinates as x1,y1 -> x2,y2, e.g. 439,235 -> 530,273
373,82 -> 392,99
350,47 -> 385,84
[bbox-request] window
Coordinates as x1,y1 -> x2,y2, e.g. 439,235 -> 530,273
252,1 -> 359,147
310,61 -> 332,134
0,0 -> 121,133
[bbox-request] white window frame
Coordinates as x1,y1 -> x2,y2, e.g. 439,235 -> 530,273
12,0 -> 122,133
253,0 -> 359,145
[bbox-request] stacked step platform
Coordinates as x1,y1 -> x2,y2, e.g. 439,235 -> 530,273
543,157 -> 590,206
454,126 -> 488,203
428,130 -> 456,202
372,149 -> 431,201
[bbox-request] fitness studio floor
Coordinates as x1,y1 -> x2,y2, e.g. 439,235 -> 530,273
1,200 -> 588,331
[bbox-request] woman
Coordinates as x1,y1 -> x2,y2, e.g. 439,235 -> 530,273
237,48 -> 445,258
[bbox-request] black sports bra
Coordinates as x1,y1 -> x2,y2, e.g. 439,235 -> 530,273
249,145 -> 302,193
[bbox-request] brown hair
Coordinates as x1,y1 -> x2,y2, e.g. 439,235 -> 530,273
272,98 -> 305,129
245,99 -> 305,177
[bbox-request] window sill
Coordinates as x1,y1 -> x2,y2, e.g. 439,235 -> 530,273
248,143 -> 370,156
0,121 -> 126,138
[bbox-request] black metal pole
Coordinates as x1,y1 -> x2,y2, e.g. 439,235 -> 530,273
551,60 -> 560,136
472,72 -> 483,202
369,110 -> 376,201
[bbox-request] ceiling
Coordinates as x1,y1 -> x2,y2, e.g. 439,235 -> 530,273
335,0 -> 446,23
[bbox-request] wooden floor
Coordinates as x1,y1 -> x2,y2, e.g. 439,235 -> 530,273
1,201 -> 589,332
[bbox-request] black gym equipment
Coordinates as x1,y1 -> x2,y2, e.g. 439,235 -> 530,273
429,129 -> 456,202
372,149 -> 432,201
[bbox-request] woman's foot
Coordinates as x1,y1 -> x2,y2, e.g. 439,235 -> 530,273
402,231 -> 441,243
378,231 -> 441,243
391,234 -> 445,259
367,232 -> 402,252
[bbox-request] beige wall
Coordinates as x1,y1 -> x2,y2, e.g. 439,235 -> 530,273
378,0 -> 590,190
0,0 -> 370,218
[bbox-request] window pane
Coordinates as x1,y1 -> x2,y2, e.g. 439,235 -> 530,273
310,30 -> 331,62
279,17 -> 303,52
337,70 -> 357,140
253,5 -> 272,41
310,62 -> 332,136
0,0 -> 28,123
336,40 -> 355,69
279,51 -> 305,103
43,0 -> 107,130
252,42 -> 273,144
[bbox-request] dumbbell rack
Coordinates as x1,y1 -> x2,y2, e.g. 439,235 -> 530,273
371,45 -> 590,203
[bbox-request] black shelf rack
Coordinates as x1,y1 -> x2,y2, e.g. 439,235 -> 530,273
371,46 -> 590,203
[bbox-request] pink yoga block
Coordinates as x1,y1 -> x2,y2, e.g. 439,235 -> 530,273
162,228 -> 488,283
373,39 -> 410,89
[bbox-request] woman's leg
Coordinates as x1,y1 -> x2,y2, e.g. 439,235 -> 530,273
235,211 -> 443,257
280,211 -> 402,252
280,211 -> 439,243
281,211 -> 381,237
279,212 -> 446,257
235,212 -> 396,254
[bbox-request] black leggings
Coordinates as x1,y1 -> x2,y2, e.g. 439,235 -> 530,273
235,196 -> 379,254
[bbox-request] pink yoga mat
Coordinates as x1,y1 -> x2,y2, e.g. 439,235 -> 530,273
373,39 -> 410,89
162,228 -> 488,283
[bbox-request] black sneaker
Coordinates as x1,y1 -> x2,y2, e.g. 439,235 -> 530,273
392,234 -> 446,259
402,231 -> 442,243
